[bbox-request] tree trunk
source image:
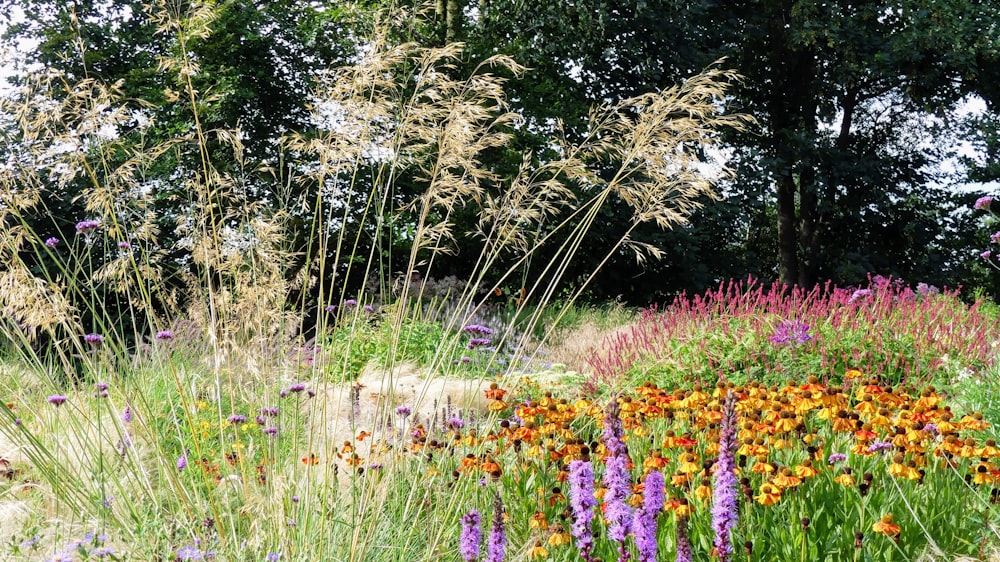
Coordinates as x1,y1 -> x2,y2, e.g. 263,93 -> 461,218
446,0 -> 462,42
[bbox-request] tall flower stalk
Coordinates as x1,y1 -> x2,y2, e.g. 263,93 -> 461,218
633,469 -> 665,562
602,396 -> 633,560
460,510 -> 481,561
568,459 -> 597,562
486,491 -> 506,562
711,391 -> 740,561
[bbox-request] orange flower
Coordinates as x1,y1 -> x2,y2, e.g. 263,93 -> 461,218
529,543 -> 549,559
872,514 -> 901,537
548,526 -> 571,546
755,482 -> 782,506
301,453 -> 320,466
529,511 -> 549,530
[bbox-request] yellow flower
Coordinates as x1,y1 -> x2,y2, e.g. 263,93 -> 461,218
529,543 -> 549,559
872,514 -> 901,537
755,482 -> 782,506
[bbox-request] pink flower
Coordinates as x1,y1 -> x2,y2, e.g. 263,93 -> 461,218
975,196 -> 993,210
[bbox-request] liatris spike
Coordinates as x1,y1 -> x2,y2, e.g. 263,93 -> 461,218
460,510 -> 482,561
633,469 -> 665,562
568,460 -> 597,562
486,491 -> 506,562
676,515 -> 693,562
603,454 -> 633,560
602,395 -> 627,458
711,391 -> 739,562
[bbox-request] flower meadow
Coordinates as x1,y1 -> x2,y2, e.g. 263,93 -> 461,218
3,279 -> 1000,561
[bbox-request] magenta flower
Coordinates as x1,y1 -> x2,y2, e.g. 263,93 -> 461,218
47,394 -> 68,407
604,455 -> 633,549
75,219 -> 101,234
395,405 -> 412,418
828,453 -> 848,464
983,250 -> 993,260
155,330 -> 173,340
992,232 -> 1000,243
44,237 -> 60,247
343,299 -> 357,307
460,510 -> 482,561
976,196 -> 993,210
84,333 -> 103,344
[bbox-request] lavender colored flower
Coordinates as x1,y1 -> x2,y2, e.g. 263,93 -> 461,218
675,515 -> 694,562
91,546 -> 115,557
976,196 -> 994,210
266,554 -> 281,561
828,453 -> 848,464
486,491 -> 506,562
467,337 -> 492,349
117,241 -> 131,250
448,416 -> 465,429
711,392 -> 739,562
343,299 -> 357,307
460,356 -> 471,363
769,319 -> 813,345
260,407 -> 279,416
176,545 -> 205,560
84,333 -> 103,344
983,250 -> 993,260
568,460 -> 597,561
96,382 -> 109,392
992,231 -> 1000,243
395,405 -> 412,418
633,470 -> 665,562
460,510 -> 482,561
227,414 -> 247,424
867,440 -> 893,453
44,237 -> 59,247
849,288 -> 872,303
47,394 -> 67,407
177,454 -> 188,471
924,423 -> 939,436
263,426 -> 279,436
155,330 -> 173,340
363,305 -> 374,312
287,383 -> 306,393
463,324 -> 495,335
324,304 -> 337,313
603,455 -> 633,546
916,282 -> 939,297
75,219 -> 101,234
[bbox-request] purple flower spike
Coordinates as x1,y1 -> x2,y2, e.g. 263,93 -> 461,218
568,460 -> 597,562
711,392 -> 739,562
47,394 -> 68,407
460,510 -> 482,562
486,492 -> 506,562
676,516 -> 694,562
633,470 -> 665,562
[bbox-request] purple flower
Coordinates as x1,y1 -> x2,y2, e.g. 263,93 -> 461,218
343,299 -> 357,307
227,414 -> 247,424
924,423 -> 939,436
828,453 -> 848,464
395,405 -> 412,418
155,330 -> 173,340
486,491 -> 506,562
711,392 -> 739,562
75,219 -> 101,234
176,545 -> 206,560
983,250 -> 993,260
266,554 -> 281,562
177,454 -> 188,471
675,516 -> 693,562
992,232 -> 1000,244
460,510 -> 482,561
324,304 -> 337,313
260,407 -> 279,416
122,406 -> 132,423
976,196 -> 994,210
84,333 -> 103,344
96,382 -> 109,392
463,324 -> 494,336
44,237 -> 59,247
287,383 -> 306,393
602,396 -> 626,458
568,460 -> 597,561
769,319 -> 813,345
47,394 -> 68,407
117,241 -> 131,250
460,356 -> 471,363
603,455 -> 633,545
849,289 -> 872,303
916,282 -> 939,297
448,416 -> 465,429
867,440 -> 893,453
633,470 -> 664,562
264,426 -> 279,436
363,305 -> 374,312
467,337 -> 492,349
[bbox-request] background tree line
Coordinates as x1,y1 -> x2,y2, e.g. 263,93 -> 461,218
2,0 -> 999,315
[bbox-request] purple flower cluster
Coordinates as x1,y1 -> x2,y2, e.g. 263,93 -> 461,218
633,470 -> 665,562
769,319 -> 813,345
155,330 -> 173,340
602,397 -> 627,458
467,337 -> 492,349
84,333 -> 103,344
848,288 -> 872,303
603,455 -> 633,547
47,394 -> 67,407
827,452 -> 848,464
711,392 -> 739,562
75,219 -> 101,234
227,414 -> 247,424
867,440 -> 893,453
460,510 -> 482,561
568,460 -> 597,561
463,324 -> 494,336
395,405 -> 412,418
976,196 -> 994,210
44,237 -> 59,247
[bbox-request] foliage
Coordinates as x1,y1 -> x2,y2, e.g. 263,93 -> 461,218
587,276 -> 1000,390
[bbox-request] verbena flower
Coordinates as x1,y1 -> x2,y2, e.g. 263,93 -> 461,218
84,333 -> 103,344
460,510 -> 482,561
227,414 -> 247,424
486,491 -> 506,562
75,219 -> 101,234
568,460 -> 597,561
47,395 -> 67,407
828,453 -> 848,464
155,330 -> 173,340
975,196 -> 993,210
344,299 -> 357,307
395,405 -> 413,418
177,454 -> 188,471
711,392 -> 739,562
287,383 -> 306,393
463,324 -> 494,335
44,237 -> 59,247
